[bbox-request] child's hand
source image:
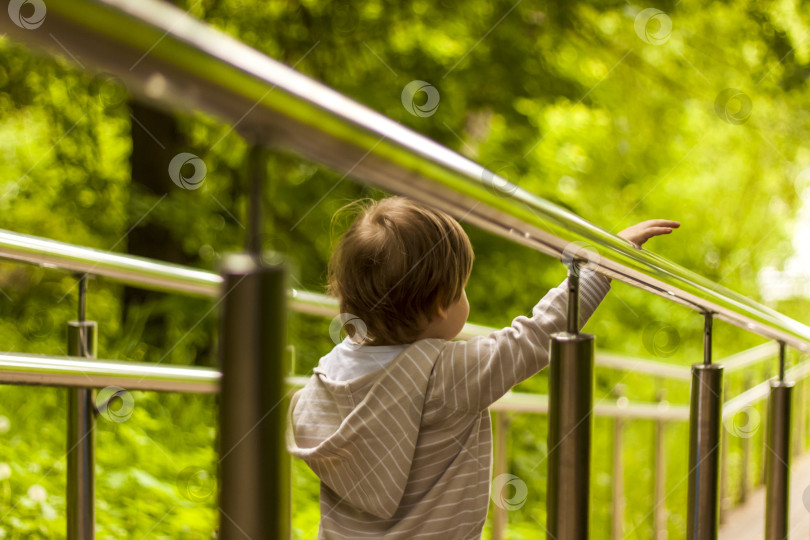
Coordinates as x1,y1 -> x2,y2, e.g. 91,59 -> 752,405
618,220 -> 680,249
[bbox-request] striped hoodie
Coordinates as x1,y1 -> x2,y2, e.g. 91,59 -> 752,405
287,271 -> 611,539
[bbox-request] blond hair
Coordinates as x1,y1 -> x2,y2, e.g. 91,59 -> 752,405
327,197 -> 474,345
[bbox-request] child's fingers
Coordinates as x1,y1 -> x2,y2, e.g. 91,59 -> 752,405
643,226 -> 675,238
642,219 -> 680,228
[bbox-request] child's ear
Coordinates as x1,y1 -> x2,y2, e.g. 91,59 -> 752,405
434,305 -> 449,320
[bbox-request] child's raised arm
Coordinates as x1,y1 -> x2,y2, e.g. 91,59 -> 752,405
427,219 -> 680,414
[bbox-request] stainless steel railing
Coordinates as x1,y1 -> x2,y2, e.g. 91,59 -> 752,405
1,0 -> 808,538
3,0 -> 809,351
0,226 -> 776,380
0,230 -> 802,539
0,226 -> 804,538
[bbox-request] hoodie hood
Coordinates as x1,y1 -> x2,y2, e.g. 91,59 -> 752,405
286,339 -> 443,519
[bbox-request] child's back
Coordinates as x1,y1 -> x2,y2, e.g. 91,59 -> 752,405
288,197 -> 675,538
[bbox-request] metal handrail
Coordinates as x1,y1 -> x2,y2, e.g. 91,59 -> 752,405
0,230 -> 220,297
2,2 -> 806,538
0,351 -> 219,393
0,345 -> 800,423
0,229 -> 785,380
3,0 -> 809,351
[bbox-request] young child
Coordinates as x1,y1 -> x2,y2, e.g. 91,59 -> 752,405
287,197 -> 679,539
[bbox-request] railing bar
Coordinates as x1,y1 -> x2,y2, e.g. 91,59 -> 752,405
724,360 -> 810,416
246,145 -> 265,255
778,342 -> 786,382
611,387 -> 625,540
66,284 -> 97,540
4,0 -> 810,351
0,232 -> 750,379
704,312 -> 713,366
78,274 -> 86,322
0,230 -> 221,297
721,342 -> 780,374
4,350 -> 810,407
652,388 -> 668,540
0,225 -> 794,375
0,352 -> 220,393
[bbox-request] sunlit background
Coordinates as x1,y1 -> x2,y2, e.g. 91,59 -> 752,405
2,0 -> 810,538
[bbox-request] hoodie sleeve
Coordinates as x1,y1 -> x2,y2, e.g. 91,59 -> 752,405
429,270 -> 611,413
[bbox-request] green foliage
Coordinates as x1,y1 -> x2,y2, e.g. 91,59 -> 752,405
2,0 -> 810,538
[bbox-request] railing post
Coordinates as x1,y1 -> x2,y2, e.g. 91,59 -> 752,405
218,139 -> 289,540
218,254 -> 289,539
719,407 -> 729,524
764,342 -> 793,540
612,385 -> 625,540
793,379 -> 803,456
740,371 -> 752,503
653,387 -> 668,540
547,262 -> 594,540
760,361 -> 770,488
67,275 -> 96,540
687,312 -> 723,540
492,411 -> 509,540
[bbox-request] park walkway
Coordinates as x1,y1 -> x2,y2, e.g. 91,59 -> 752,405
719,451 -> 810,540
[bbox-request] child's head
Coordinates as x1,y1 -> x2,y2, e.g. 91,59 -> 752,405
327,196 -> 474,345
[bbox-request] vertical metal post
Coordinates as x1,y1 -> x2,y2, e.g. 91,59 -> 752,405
611,386 -> 625,540
566,265 -> 579,334
764,342 -> 792,540
760,362 -> 771,488
492,411 -> 509,540
740,372 -> 752,503
718,411 -> 729,524
547,263 -> 594,540
687,312 -> 723,540
793,379 -> 803,456
285,344 -> 296,533
653,388 -> 668,540
218,254 -> 289,540
67,275 -> 96,540
246,144 -> 265,255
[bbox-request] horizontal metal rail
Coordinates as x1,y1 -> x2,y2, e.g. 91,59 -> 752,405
3,0 -> 809,351
723,360 -> 810,417
0,346 -> 797,421
0,350 -> 690,419
0,230 -> 220,297
0,351 -> 219,393
0,229 -> 785,380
